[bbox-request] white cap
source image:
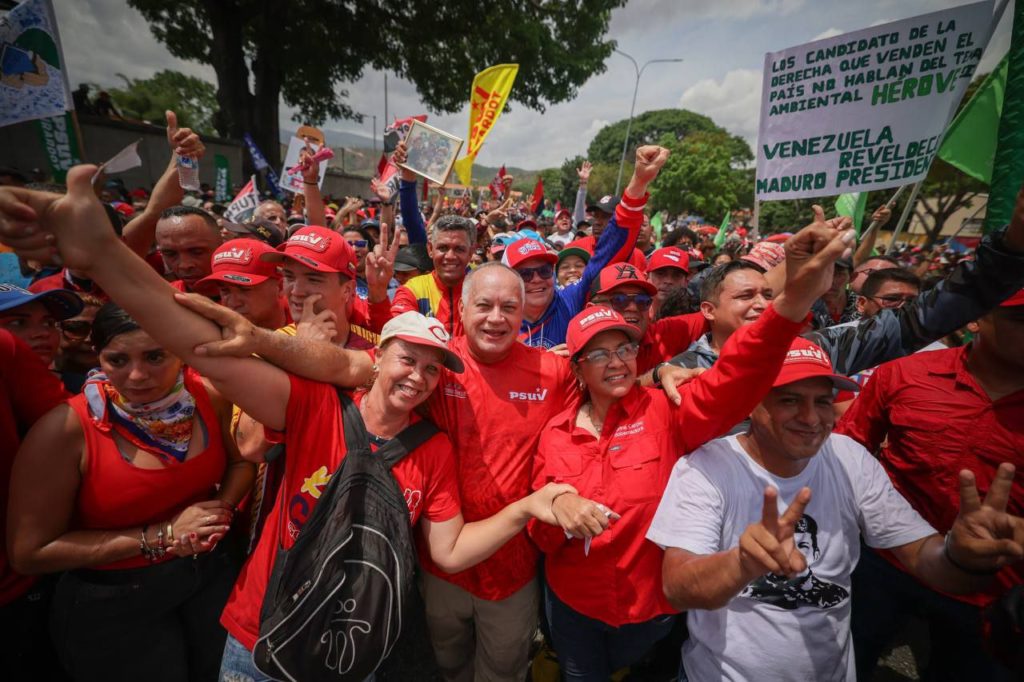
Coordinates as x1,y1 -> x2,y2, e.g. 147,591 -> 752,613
379,312 -> 464,373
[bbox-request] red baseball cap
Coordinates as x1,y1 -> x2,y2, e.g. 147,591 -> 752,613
197,238 -> 281,289
566,306 -> 642,358
262,226 -> 357,278
647,247 -> 690,274
555,208 -> 572,220
999,288 -> 1024,308
773,337 -> 859,391
742,241 -> 787,271
589,263 -> 658,299
503,238 -> 557,269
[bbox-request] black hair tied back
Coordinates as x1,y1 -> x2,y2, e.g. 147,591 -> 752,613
91,302 -> 142,351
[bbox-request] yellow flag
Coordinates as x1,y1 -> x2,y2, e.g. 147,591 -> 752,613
453,64 -> 519,185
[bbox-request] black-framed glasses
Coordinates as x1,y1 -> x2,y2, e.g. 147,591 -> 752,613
58,319 -> 92,339
594,293 -> 653,312
869,294 -> 916,309
577,342 -> 639,366
347,239 -> 368,249
516,264 -> 554,282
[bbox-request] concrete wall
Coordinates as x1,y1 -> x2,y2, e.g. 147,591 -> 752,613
0,115 -> 243,190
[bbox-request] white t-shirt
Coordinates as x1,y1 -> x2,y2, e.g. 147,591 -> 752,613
646,434 -> 935,682
548,231 -> 574,249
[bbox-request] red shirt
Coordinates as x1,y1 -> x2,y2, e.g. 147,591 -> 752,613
351,296 -> 392,334
0,331 -> 68,605
221,378 -> 461,650
576,236 -> 647,272
418,336 -> 578,600
29,269 -> 108,301
836,346 -> 1024,607
67,368 -> 226,570
637,313 -> 710,374
529,305 -> 802,626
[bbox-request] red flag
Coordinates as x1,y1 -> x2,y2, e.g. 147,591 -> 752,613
384,114 -> 428,153
376,153 -> 388,177
489,165 -> 507,199
530,177 -> 544,215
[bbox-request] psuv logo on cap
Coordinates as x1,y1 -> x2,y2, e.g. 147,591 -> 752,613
663,251 -> 681,263
214,247 -> 253,266
785,346 -> 828,366
289,232 -> 330,252
517,241 -> 543,256
577,308 -> 615,329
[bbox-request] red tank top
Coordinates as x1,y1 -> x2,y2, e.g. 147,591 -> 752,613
68,367 -> 227,569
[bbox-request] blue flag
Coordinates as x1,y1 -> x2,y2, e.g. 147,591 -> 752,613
243,133 -> 283,199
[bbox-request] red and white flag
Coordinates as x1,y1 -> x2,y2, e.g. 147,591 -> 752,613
225,176 -> 260,222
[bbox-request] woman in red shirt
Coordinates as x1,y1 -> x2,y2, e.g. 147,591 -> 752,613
530,303 -> 806,680
8,303 -> 256,682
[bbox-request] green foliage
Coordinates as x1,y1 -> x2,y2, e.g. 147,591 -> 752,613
106,70 -> 219,135
587,109 -> 752,167
128,0 -> 627,168
648,131 -> 747,218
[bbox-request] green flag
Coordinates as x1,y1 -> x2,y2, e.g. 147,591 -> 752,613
214,154 -> 232,202
34,112 -> 82,183
938,55 -> 1007,184
651,211 -> 664,244
835,192 -> 868,238
714,211 -> 731,248
987,1 -> 1024,234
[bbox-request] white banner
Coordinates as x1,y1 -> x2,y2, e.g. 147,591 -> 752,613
0,0 -> 71,128
755,1 -> 994,200
279,136 -> 326,194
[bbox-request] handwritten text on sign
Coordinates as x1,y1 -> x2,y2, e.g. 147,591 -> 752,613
755,1 -> 993,200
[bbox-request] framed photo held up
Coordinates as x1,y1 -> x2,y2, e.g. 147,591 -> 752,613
397,120 -> 464,186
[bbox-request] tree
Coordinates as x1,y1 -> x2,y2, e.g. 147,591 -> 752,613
129,0 -> 627,171
648,131 -> 747,219
587,108 -> 752,167
106,70 -> 219,135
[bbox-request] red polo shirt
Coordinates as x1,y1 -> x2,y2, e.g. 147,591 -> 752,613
529,304 -> 803,625
637,313 -> 710,374
417,335 -> 578,600
0,330 -> 68,605
836,345 -> 1024,607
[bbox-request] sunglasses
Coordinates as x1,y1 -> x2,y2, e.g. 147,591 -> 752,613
346,239 -> 368,249
516,264 -> 554,282
577,342 -> 639,366
58,319 -> 92,339
594,293 -> 653,312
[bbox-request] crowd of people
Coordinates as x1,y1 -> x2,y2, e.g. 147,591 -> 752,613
0,112 -> 1022,682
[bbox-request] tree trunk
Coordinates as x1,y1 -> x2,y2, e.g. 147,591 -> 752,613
202,0 -> 255,173
245,1 -> 289,176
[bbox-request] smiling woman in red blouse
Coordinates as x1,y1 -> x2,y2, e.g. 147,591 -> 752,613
529,299 -> 808,680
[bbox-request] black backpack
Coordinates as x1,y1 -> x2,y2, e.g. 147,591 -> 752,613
253,389 -> 438,681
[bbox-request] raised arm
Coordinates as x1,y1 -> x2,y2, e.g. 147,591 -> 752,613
300,145 -> 327,228
573,160 -> 591,226
393,141 -> 428,244
672,217 -> 855,450
0,166 -> 290,430
852,204 -> 892,267
121,110 -> 204,258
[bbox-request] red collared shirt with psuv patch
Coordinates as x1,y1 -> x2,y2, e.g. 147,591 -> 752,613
529,304 -> 803,626
637,313 -> 710,374
220,378 -> 461,651
417,335 -> 578,600
836,345 -> 1024,607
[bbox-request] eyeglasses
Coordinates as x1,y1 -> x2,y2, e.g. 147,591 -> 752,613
58,319 -> 92,339
346,239 -> 368,249
577,342 -> 639,366
516,264 -> 554,282
593,293 -> 653,312
869,294 -> 916,309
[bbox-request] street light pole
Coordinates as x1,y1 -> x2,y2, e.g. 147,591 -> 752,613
613,50 -> 683,196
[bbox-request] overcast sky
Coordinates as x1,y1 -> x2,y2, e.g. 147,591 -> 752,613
52,0 -> 1011,169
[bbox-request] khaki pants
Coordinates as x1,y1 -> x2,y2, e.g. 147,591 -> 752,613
421,572 -> 538,682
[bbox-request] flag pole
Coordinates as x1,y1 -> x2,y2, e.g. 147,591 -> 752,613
887,181 -> 923,248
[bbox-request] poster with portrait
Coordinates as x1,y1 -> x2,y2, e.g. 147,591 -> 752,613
397,120 -> 464,186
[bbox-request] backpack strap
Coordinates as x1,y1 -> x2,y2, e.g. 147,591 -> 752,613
336,388 -> 371,454
377,419 -> 440,469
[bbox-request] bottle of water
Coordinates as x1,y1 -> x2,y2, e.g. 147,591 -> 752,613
177,154 -> 201,191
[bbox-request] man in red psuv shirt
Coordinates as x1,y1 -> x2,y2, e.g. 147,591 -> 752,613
837,288 -> 1024,681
